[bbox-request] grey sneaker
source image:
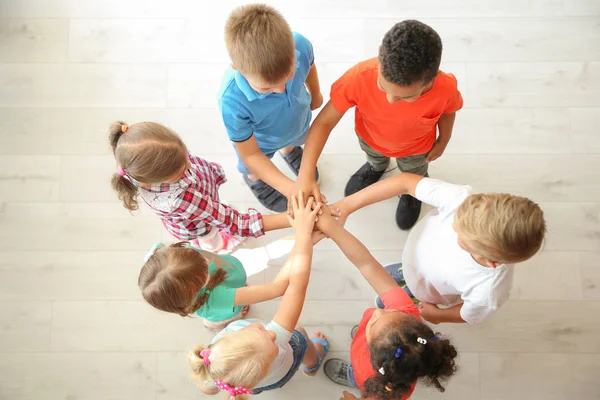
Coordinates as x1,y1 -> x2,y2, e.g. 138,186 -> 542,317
350,325 -> 358,340
324,358 -> 353,387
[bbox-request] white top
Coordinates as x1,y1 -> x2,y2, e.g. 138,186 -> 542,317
402,178 -> 515,324
210,319 -> 294,388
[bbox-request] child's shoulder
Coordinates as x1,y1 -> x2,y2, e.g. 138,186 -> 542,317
217,67 -> 243,102
435,70 -> 460,91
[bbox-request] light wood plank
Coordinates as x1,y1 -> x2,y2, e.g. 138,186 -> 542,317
0,155 -> 61,201
580,251 -> 600,300
466,62 -> 600,107
0,63 -> 167,107
0,302 -> 51,351
0,352 -> 156,400
0,19 -> 68,62
480,353 -> 600,400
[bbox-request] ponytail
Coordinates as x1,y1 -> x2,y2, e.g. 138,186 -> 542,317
364,316 -> 458,399
107,120 -> 188,211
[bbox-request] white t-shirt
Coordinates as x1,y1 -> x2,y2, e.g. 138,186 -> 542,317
210,319 -> 294,388
402,178 -> 515,324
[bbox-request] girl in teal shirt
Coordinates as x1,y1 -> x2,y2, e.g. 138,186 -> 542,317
139,242 -> 289,329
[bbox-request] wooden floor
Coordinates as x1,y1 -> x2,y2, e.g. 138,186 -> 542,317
1,1 -> 599,399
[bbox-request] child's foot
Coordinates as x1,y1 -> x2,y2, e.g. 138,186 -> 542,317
243,174 -> 288,213
396,194 -> 422,230
344,162 -> 386,197
302,332 -> 329,376
214,231 -> 245,254
280,146 -> 320,183
324,358 -> 354,387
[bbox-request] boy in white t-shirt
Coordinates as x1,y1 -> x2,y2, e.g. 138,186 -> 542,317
333,173 -> 546,324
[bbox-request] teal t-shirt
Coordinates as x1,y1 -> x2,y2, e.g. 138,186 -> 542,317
194,254 -> 247,322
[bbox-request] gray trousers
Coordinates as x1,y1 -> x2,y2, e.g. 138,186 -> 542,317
357,135 -> 429,177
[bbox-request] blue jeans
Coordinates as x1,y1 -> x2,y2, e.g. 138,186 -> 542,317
252,330 -> 308,395
234,129 -> 309,174
347,364 -> 358,388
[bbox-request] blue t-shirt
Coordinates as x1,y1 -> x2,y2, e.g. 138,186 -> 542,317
218,32 -> 314,154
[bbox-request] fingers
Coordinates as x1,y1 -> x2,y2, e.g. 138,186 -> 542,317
310,201 -> 323,218
298,190 -> 306,209
286,214 -> 294,226
291,194 -> 300,214
320,193 -> 328,204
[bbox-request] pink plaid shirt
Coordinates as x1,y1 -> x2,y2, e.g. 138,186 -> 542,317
136,155 -> 264,240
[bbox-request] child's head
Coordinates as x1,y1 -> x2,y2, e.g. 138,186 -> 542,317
189,323 -> 279,398
453,193 -> 546,266
109,121 -> 188,210
138,242 -> 227,317
225,3 -> 295,94
378,20 -> 442,103
364,309 -> 458,399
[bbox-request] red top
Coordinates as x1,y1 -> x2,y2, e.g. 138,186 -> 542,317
330,58 -> 463,158
350,287 -> 422,399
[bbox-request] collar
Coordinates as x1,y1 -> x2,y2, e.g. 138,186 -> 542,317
133,157 -> 196,193
234,50 -> 301,102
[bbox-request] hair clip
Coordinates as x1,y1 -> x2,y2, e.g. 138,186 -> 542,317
199,349 -> 211,366
385,385 -> 393,392
434,335 -> 439,341
118,167 -> 126,177
417,337 -> 427,345
378,367 -> 385,375
213,380 -> 253,396
394,348 -> 403,358
121,124 -> 129,133
144,242 -> 165,262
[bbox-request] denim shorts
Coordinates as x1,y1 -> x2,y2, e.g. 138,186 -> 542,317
347,363 -> 358,388
234,129 -> 309,175
252,329 -> 308,395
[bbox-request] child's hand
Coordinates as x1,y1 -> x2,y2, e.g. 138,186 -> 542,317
328,199 -> 348,227
419,302 -> 441,324
287,191 -> 322,239
315,204 -> 339,235
426,140 -> 447,163
339,390 -> 360,400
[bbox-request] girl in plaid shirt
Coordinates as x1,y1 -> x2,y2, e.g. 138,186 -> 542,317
109,121 -> 289,253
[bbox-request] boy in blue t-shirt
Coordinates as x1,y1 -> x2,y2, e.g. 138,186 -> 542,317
218,4 -> 323,212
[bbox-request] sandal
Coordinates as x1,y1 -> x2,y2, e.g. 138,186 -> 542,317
302,336 -> 329,376
281,146 -> 320,183
243,174 -> 288,213
215,231 -> 245,254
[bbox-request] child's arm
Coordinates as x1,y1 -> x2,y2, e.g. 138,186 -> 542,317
426,112 -> 456,163
272,192 -> 321,333
419,302 -> 465,324
290,102 -> 345,209
316,206 -> 397,296
305,63 -> 323,110
232,256 -> 295,307
262,213 -> 291,232
234,136 -> 295,196
331,172 -> 425,224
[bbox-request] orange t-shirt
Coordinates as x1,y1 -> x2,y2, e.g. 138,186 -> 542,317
330,58 -> 463,158
350,287 -> 422,399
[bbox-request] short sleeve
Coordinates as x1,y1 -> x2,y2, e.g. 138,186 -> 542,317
459,301 -> 497,324
293,32 -> 314,66
414,178 -> 472,215
442,73 -> 463,114
266,320 -> 293,347
381,287 -> 420,318
330,64 -> 360,114
196,286 -> 236,319
219,94 -> 254,143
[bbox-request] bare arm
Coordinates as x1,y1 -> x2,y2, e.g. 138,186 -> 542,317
342,173 -> 425,214
305,63 -> 323,110
234,136 -> 294,195
262,213 -> 291,232
317,208 -> 397,296
273,193 -> 320,332
426,112 -> 456,163
419,302 -> 466,324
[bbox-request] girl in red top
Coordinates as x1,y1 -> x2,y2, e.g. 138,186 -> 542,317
316,207 -> 458,399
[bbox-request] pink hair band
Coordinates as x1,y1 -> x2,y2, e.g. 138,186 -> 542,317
199,349 -> 211,366
118,167 -> 126,176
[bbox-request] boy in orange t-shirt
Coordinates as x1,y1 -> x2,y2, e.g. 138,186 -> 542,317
291,20 -> 463,230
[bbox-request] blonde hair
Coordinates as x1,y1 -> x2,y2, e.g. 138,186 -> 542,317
454,193 -> 546,263
109,121 -> 188,210
225,3 -> 295,83
138,242 -> 229,316
189,333 -> 271,399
